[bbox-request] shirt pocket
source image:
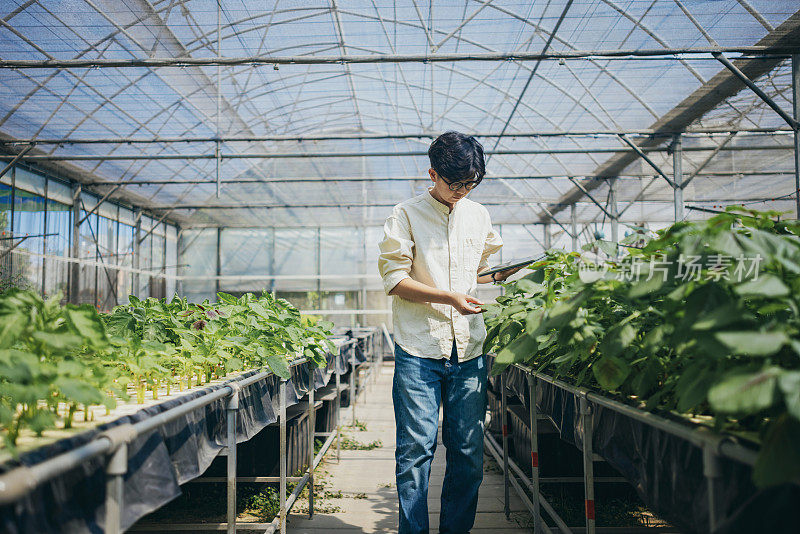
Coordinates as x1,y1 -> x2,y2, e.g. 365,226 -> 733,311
463,236 -> 484,272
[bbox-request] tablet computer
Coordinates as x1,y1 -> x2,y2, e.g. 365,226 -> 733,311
481,255 -> 543,277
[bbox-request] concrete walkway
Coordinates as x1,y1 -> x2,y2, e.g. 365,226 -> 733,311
287,361 -> 531,533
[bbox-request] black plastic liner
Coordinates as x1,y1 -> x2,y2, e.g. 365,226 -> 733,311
0,344 -> 352,534
491,359 -> 799,534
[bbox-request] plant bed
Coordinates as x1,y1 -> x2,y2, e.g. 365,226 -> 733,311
484,209 -> 800,533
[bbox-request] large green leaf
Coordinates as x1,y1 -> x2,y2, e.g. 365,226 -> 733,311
778,371 -> 800,420
714,331 -> 788,356
0,310 -> 28,349
593,356 -> 630,391
494,333 -> 538,366
65,305 -> 108,347
105,310 -> 137,339
515,279 -> 544,294
707,368 -> 780,414
674,365 -> 713,413
55,377 -> 104,405
691,306 -> 747,331
32,330 -> 83,352
753,415 -> 800,488
734,274 -> 790,298
598,323 -> 637,359
257,347 -> 291,379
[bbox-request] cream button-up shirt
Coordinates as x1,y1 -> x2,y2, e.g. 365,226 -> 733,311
378,189 -> 503,362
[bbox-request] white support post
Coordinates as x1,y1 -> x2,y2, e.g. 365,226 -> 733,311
609,179 -> 619,247
308,386 -> 315,518
133,209 -> 141,297
527,373 -> 543,534
104,443 -> 127,534
226,384 -> 240,534
500,370 -> 510,520
69,184 -> 81,304
570,204 -> 578,252
279,380 -> 287,533
350,344 -> 356,425
793,54 -> 800,219
703,446 -> 721,533
335,369 -> 341,461
543,222 -> 551,251
580,397 -> 596,534
673,134 -> 684,222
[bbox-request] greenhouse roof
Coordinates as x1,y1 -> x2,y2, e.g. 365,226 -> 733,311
0,0 -> 799,228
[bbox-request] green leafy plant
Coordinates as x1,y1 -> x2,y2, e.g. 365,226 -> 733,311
484,207 -> 800,488
0,290 -> 114,449
0,289 -> 335,451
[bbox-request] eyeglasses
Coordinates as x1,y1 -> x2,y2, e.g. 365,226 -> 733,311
438,174 -> 479,191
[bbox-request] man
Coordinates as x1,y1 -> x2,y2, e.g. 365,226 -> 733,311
378,131 -> 521,533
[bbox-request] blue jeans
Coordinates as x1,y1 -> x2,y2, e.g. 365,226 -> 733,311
393,342 -> 488,534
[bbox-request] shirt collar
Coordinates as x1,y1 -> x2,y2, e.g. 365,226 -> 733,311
425,188 -> 455,215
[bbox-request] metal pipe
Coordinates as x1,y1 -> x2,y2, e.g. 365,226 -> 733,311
500,369 -> 510,520
617,134 -> 678,189
527,373 -> 543,534
673,134 -> 684,222
793,54 -> 800,219
138,194 -> 800,212
75,169 -> 795,186
483,434 -> 554,534
335,367 -> 341,461
485,432 -> 566,534
570,205 -> 578,252
226,384 -> 240,534
580,397 -> 596,534
279,379 -> 287,534
0,145 -> 33,179
0,46 -> 791,69
0,127 -> 793,145
515,364 -> 758,467
69,185 -> 81,304
0,143 -> 791,161
703,446 -> 722,532
609,179 -> 619,247
713,52 -> 799,129
104,443 -> 127,534
308,386 -> 315,519
350,344 -> 356,426
262,428 -> 337,534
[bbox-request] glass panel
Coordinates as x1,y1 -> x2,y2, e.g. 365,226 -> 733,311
138,232 -> 152,298
118,206 -> 135,226
273,228 -> 317,293
0,182 -> 12,289
165,225 -> 177,298
219,228 -> 270,294
178,229 -> 217,303
47,178 -> 73,205
117,221 -> 135,303
320,227 -> 362,291
150,228 -> 165,299
11,187 -> 45,291
77,211 -> 98,305
95,214 -> 118,311
44,199 -> 71,298
14,166 -> 46,196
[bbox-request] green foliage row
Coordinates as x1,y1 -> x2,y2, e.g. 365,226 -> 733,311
483,207 -> 800,488
0,290 -> 335,451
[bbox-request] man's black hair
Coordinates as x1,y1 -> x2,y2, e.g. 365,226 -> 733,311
427,131 -> 486,185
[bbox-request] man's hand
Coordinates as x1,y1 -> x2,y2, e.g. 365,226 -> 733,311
493,264 -> 526,282
448,292 -> 484,315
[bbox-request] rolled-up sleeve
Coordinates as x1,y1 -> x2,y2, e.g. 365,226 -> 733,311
478,224 -> 503,272
378,211 -> 414,294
